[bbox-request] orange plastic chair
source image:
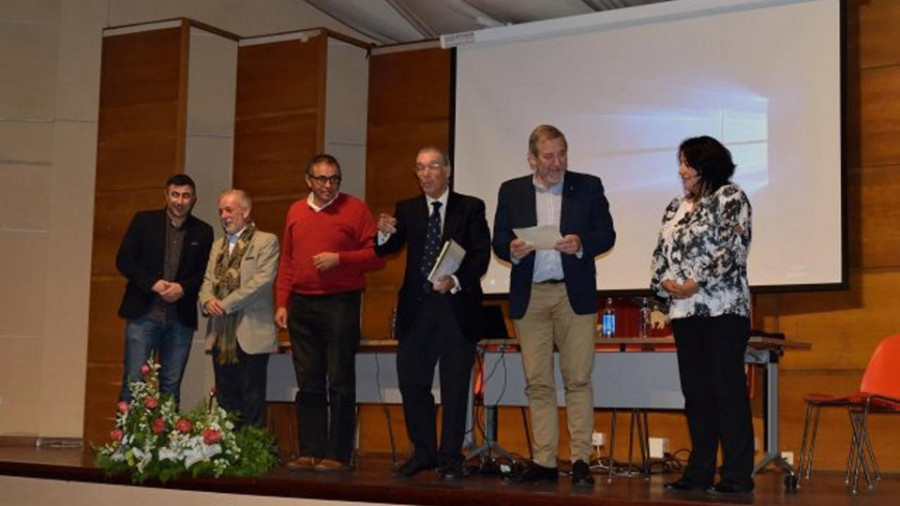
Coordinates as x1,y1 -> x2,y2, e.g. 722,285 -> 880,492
798,334 -> 900,493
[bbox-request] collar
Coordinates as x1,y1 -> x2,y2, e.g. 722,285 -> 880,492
425,189 -> 449,210
227,225 -> 247,244
307,192 -> 340,212
532,174 -> 564,195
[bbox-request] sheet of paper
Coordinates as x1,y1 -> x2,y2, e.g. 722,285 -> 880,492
428,239 -> 467,284
513,225 -> 561,250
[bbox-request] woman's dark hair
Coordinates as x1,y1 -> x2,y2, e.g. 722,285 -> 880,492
678,135 -> 735,197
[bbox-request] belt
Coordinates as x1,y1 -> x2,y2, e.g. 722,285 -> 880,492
534,279 -> 564,284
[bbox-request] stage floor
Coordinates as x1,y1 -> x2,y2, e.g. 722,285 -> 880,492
0,445 -> 896,506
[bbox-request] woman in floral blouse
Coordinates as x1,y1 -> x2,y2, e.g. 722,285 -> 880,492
651,136 -> 754,495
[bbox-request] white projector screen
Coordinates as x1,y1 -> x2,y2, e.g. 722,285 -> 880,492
449,0 -> 844,294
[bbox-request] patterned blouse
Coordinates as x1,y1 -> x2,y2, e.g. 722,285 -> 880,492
650,183 -> 752,320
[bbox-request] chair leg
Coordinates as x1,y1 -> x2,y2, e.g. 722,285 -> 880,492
845,408 -> 859,486
858,410 -> 881,481
807,405 -> 823,479
855,408 -> 878,490
797,402 -> 815,481
847,408 -> 874,494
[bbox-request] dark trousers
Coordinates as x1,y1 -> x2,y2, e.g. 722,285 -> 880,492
672,314 -> 755,488
212,342 -> 270,428
397,293 -> 475,466
288,291 -> 360,463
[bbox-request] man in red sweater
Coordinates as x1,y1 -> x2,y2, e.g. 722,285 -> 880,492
275,154 -> 384,473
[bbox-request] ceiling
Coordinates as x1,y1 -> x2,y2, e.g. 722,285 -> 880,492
301,0 -> 673,45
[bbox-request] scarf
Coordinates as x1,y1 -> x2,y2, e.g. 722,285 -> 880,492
212,222 -> 256,364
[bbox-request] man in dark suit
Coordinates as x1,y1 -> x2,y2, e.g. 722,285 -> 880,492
375,146 -> 491,481
116,174 -> 214,405
492,125 -> 616,487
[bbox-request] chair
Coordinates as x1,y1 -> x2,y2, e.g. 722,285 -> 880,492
797,334 -> 900,493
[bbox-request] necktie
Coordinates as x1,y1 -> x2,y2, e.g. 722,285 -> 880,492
421,201 -> 443,280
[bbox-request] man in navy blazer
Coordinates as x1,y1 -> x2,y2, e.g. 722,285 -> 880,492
376,146 -> 491,481
116,174 -> 213,405
492,125 -> 615,487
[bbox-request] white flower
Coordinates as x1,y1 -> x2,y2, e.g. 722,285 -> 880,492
158,447 -> 181,462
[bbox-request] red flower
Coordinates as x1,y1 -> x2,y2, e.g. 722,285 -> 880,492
110,429 -> 124,442
152,418 -> 166,434
140,364 -> 151,376
116,401 -> 130,414
202,428 -> 222,445
175,418 -> 192,434
144,397 -> 158,410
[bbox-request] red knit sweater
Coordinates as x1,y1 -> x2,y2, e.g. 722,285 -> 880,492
275,194 -> 384,307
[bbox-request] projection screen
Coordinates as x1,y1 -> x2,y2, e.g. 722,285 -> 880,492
447,0 -> 844,294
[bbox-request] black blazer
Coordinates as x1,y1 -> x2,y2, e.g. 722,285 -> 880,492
116,209 -> 214,329
492,171 -> 616,319
376,192 -> 491,342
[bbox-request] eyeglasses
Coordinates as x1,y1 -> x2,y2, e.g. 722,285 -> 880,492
309,175 -> 342,185
415,162 -> 444,172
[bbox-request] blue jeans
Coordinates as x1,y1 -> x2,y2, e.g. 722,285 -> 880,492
119,315 -> 194,405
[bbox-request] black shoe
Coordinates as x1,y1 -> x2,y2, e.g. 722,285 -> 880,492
437,462 -> 464,481
709,480 -> 755,494
664,478 -> 710,492
571,460 -> 594,487
391,458 -> 437,478
511,462 -> 558,483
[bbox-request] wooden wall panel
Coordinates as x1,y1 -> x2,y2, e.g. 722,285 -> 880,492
232,113 -> 320,197
245,199 -> 296,241
96,103 -> 184,192
358,404 -> 412,455
758,270 -> 900,371
233,36 -> 327,203
858,66 -> 900,167
857,0 -> 900,69
86,279 -> 127,364
85,22 -> 190,442
855,165 -> 900,268
83,363 -> 125,444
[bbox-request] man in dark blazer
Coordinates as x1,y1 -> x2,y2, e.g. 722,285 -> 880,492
492,125 -> 615,487
116,174 -> 213,405
375,146 -> 491,481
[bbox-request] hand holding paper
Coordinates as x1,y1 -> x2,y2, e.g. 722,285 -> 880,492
513,225 -> 562,250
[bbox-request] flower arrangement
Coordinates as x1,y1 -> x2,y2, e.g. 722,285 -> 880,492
94,358 -> 279,483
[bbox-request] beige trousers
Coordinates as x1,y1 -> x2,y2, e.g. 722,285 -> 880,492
514,283 -> 596,467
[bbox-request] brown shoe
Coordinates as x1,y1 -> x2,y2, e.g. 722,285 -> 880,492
286,456 -> 319,471
315,458 -> 353,473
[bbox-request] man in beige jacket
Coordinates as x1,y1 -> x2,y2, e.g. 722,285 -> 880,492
199,189 -> 280,428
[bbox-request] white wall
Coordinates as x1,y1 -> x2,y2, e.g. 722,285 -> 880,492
0,0 -> 371,438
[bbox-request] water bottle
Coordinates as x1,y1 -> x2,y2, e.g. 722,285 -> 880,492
638,297 -> 651,338
601,297 -> 616,338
